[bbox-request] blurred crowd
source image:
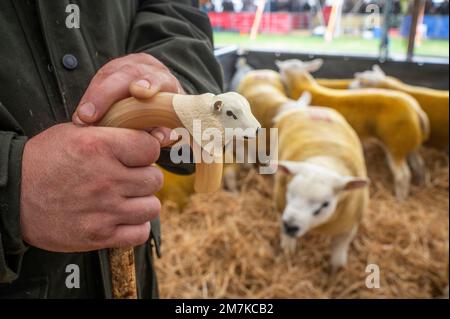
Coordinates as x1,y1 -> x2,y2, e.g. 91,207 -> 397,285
200,0 -> 449,15
422,0 -> 450,15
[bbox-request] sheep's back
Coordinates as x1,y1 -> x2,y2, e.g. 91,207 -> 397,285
240,84 -> 290,129
156,166 -> 195,210
284,73 -> 426,152
275,107 -> 365,176
237,69 -> 286,95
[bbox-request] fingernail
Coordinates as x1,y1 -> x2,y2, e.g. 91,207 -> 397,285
152,131 -> 165,143
135,79 -> 151,89
72,114 -> 86,126
78,102 -> 96,118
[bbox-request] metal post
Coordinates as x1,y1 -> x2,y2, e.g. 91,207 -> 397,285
380,0 -> 393,61
316,0 -> 326,29
250,0 -> 266,41
407,0 -> 426,61
351,0 -> 364,14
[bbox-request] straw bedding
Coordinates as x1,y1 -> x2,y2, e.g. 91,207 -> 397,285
154,142 -> 449,298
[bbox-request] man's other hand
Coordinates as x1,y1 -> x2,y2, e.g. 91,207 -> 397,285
72,53 -> 184,146
20,123 -> 165,252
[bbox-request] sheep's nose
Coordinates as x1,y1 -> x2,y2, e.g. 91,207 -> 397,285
283,221 -> 300,237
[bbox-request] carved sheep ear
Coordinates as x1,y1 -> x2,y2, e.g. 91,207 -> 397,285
213,100 -> 223,112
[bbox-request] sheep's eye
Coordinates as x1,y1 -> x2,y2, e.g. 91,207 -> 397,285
226,110 -> 238,120
313,201 -> 330,216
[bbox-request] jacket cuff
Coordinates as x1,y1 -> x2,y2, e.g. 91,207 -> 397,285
170,69 -> 199,95
0,132 -> 28,283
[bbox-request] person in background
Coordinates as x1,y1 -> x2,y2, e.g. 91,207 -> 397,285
222,0 -> 235,12
290,0 -> 302,13
276,0 -> 292,12
437,0 -> 449,15
201,0 -> 216,12
393,0 -> 402,15
242,0 -> 257,12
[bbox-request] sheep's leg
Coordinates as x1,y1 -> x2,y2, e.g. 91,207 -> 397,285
386,154 -> 411,201
407,150 -> 430,186
223,164 -> 239,193
280,232 -> 297,254
330,225 -> 358,271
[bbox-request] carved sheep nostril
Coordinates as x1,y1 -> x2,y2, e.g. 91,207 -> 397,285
242,128 -> 260,140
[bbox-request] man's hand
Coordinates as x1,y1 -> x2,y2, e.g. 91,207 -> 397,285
72,53 -> 184,145
20,123 -> 164,252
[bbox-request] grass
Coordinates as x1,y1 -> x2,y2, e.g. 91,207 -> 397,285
214,31 -> 449,58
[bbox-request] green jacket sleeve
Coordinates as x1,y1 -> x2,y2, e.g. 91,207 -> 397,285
127,0 -> 223,95
0,103 -> 28,283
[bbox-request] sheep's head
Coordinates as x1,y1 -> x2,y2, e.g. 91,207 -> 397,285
350,65 -> 387,89
172,92 -> 261,159
277,91 -> 312,118
212,92 -> 261,140
276,58 -> 324,78
278,161 -> 368,238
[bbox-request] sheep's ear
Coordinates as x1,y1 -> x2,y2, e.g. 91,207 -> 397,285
275,60 -> 285,71
349,79 -> 361,89
278,164 -> 291,175
353,64 -> 385,87
277,161 -> 305,175
213,100 -> 223,112
305,59 -> 324,73
336,176 -> 369,192
296,91 -> 312,108
372,65 -> 386,77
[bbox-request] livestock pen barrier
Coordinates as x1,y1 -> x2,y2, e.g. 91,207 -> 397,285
152,46 -> 449,299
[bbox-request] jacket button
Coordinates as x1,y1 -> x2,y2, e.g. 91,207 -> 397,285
62,54 -> 78,70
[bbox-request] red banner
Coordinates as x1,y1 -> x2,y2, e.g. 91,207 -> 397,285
208,12 -> 296,34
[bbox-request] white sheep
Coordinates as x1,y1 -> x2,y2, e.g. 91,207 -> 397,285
276,58 -> 430,200
274,107 -> 369,270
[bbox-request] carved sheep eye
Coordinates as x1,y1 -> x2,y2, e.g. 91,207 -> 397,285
226,110 -> 238,120
313,201 -> 330,216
